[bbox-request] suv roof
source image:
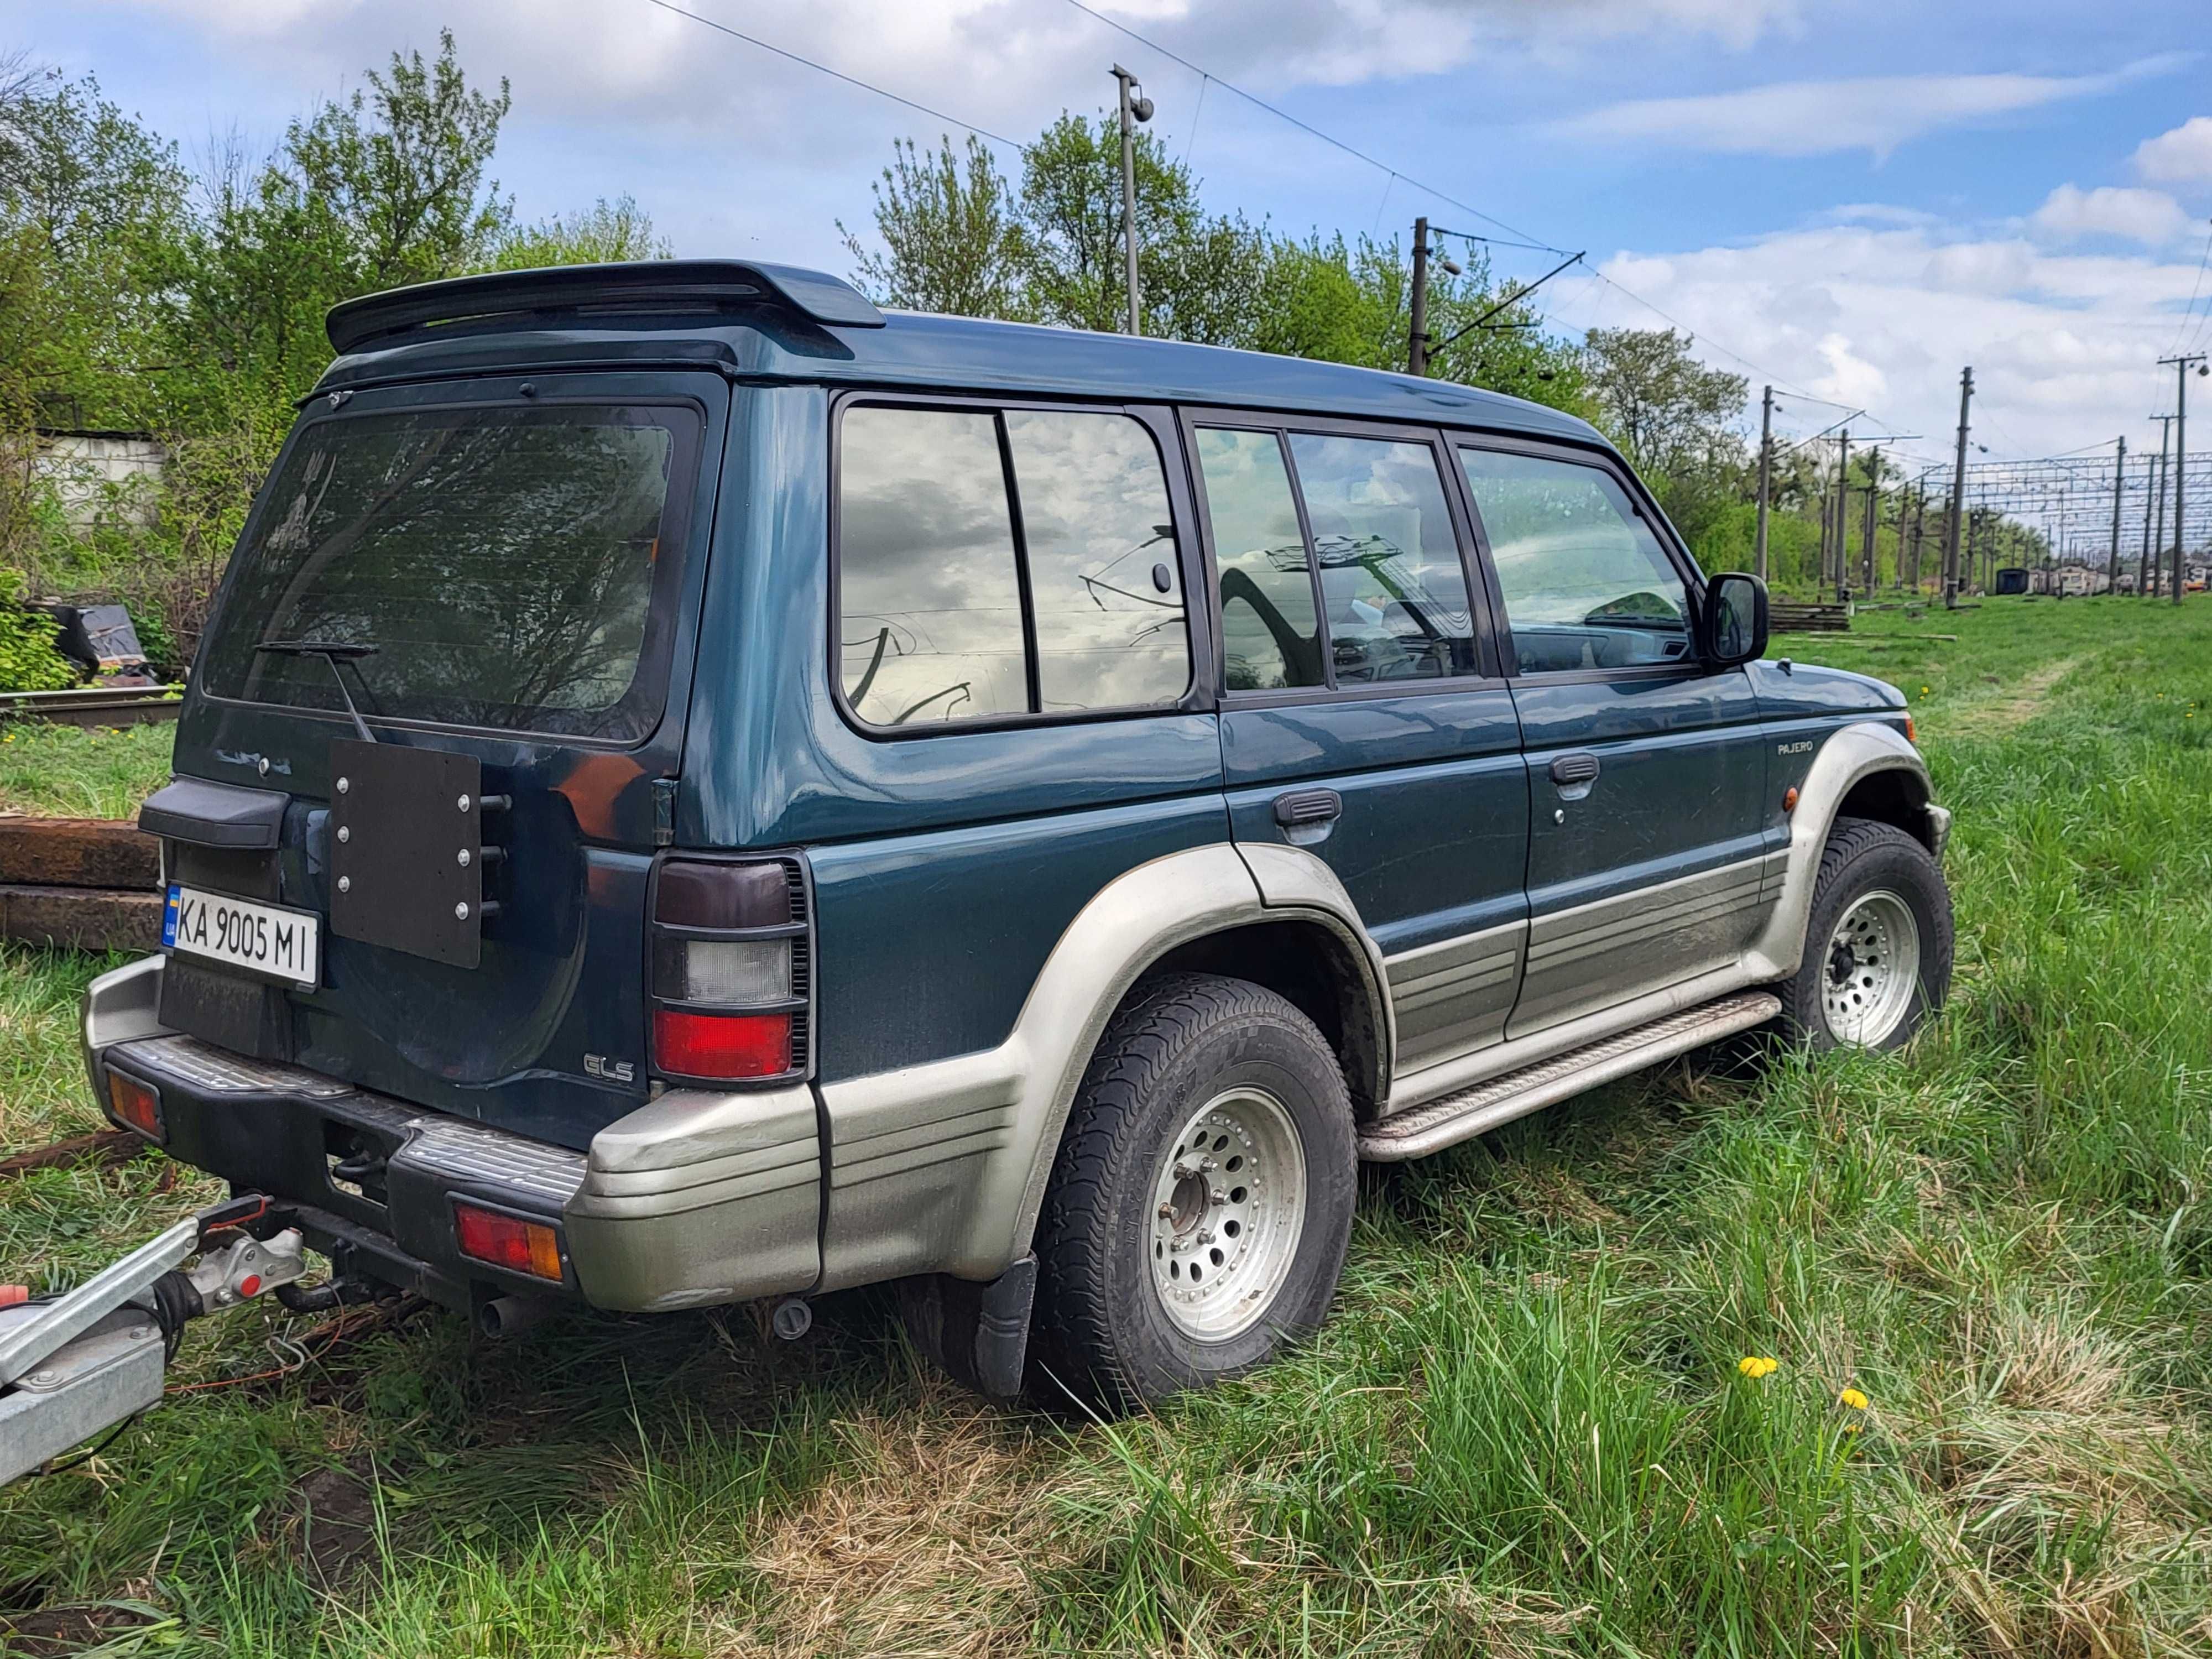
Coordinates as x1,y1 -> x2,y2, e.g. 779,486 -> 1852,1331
315,259 -> 1603,446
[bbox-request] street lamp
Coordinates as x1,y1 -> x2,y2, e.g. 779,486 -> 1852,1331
1111,66 -> 1152,336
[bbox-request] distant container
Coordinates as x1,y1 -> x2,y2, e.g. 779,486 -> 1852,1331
1994,567 -> 2031,596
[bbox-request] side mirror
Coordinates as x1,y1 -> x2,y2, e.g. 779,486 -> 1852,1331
1700,572 -> 1768,667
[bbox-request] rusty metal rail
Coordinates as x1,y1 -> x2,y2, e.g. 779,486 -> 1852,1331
0,685 -> 183,728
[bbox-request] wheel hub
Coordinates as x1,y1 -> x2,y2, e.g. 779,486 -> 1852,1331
1820,888 -> 1922,1047
1149,1087 -> 1306,1341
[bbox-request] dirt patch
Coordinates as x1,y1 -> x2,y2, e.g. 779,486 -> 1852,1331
0,1600 -> 166,1656
735,1395 -> 1054,1657
1945,657 -> 2079,735
292,1463 -> 381,1585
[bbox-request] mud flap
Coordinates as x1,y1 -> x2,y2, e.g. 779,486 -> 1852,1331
898,1254 -> 1036,1401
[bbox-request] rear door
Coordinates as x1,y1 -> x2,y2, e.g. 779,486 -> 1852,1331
160,369 -> 728,1150
1453,439 -> 1771,1039
1191,413 -> 1531,1073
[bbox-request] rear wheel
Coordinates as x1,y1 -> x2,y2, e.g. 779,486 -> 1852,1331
1775,817 -> 1953,1051
1026,973 -> 1357,1413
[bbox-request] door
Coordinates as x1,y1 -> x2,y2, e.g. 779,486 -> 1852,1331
1454,441 -> 1773,1039
1191,416 -> 1531,1072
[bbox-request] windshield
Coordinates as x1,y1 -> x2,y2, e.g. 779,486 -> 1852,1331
200,402 -> 702,740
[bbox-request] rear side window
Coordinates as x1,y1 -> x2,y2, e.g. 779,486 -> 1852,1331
200,404 -> 701,740
837,404 -> 1190,728
1457,447 -> 1691,673
1193,428 -> 1322,692
1287,433 -> 1475,683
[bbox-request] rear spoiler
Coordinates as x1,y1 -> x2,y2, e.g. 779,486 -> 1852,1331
325,259 -> 887,354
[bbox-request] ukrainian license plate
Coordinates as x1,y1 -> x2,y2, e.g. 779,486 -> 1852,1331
163,884 -> 320,987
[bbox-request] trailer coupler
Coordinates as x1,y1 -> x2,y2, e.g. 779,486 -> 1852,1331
0,1193 -> 312,1484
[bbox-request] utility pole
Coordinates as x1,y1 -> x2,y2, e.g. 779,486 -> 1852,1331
1408,217 -> 1431,377
2105,436 -> 2127,594
1754,385 -> 1773,583
1832,429 -> 1853,601
2161,352 -> 2208,603
1943,366 -> 1974,608
2146,415 -> 2174,596
1860,446 -> 1881,596
1110,66 -> 1152,337
1907,484 -> 1926,593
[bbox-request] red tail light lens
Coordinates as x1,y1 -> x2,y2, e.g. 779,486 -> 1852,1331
649,856 -> 808,1084
453,1202 -> 565,1282
653,1008 -> 792,1079
106,1071 -> 163,1140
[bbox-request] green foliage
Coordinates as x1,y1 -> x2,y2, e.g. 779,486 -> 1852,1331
0,570 -> 77,690
841,118 -> 1589,422
490,194 -> 669,271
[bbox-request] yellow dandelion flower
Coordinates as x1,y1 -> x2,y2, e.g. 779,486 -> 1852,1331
1841,1420 -> 1864,1434
1738,1356 -> 1778,1379
1838,1386 -> 1869,1411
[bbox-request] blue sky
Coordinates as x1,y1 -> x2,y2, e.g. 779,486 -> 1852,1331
14,0 -> 2212,467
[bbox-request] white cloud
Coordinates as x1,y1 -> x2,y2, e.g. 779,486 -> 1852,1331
1558,221 -> 2211,459
2031,184 -> 2187,246
2133,115 -> 2212,184
1556,56 -> 2187,160
109,0 -> 1808,144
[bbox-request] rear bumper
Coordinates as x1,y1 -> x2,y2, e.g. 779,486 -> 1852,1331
81,956 -> 821,1314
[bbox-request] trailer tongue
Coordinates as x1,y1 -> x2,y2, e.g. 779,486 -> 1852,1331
0,1194 -> 313,1484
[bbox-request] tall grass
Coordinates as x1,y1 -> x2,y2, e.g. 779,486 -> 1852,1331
3,597 -> 2211,1655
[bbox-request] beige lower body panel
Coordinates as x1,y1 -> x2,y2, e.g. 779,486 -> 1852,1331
565,1084 -> 822,1312
1509,852 -> 1786,1037
1385,921 -> 1525,1068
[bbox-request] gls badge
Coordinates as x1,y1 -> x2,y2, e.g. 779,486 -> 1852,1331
583,1053 -> 637,1083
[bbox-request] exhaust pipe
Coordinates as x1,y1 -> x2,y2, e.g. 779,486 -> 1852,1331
476,1295 -> 551,1340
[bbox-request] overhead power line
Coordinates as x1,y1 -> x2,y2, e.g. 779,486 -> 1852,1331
635,0 -> 1020,148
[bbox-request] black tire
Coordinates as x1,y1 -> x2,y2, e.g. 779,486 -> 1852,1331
1026,973 -> 1358,1414
1774,816 -> 1954,1051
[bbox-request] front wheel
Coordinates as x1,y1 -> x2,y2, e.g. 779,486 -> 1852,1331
1775,816 -> 1954,1051
1026,973 -> 1357,1413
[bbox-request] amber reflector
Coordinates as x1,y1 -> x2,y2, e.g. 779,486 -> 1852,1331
453,1202 -> 564,1282
107,1071 -> 163,1140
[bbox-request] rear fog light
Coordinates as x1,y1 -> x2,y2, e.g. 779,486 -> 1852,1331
453,1201 -> 565,1282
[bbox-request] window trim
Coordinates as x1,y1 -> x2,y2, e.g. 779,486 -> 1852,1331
1179,406 -> 1507,706
827,389 -> 1206,741
194,383 -> 714,750
1448,432 -> 1712,684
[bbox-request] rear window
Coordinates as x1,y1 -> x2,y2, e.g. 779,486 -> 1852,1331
200,403 -> 703,740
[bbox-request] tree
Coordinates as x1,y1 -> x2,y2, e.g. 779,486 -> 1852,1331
1581,327 -> 1746,477
1581,327 -> 1748,558
490,195 -> 670,270
838,136 -> 1027,319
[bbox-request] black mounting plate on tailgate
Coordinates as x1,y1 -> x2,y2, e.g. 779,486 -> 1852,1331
327,739 -> 483,968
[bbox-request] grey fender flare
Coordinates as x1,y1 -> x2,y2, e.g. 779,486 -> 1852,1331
1743,720 -> 1934,981
812,842 -> 1389,1287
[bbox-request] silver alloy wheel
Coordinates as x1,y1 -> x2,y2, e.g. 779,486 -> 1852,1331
1147,1086 -> 1307,1341
1822,888 -> 1922,1047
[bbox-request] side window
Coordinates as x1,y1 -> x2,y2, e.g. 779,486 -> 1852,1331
1003,410 -> 1189,712
839,406 -> 1026,725
1287,432 -> 1475,683
837,403 -> 1192,728
1194,428 -> 1322,691
1457,448 -> 1692,674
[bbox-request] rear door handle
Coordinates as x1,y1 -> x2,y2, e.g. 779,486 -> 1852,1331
1272,788 -> 1343,830
1550,752 -> 1601,786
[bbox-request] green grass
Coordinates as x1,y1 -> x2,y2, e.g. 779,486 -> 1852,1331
0,719 -> 174,819
5,595 -> 2212,1656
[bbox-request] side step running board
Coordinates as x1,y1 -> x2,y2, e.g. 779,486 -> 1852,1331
1358,991 -> 1781,1162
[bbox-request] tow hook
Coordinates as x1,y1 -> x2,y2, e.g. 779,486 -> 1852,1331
0,1192 -> 322,1485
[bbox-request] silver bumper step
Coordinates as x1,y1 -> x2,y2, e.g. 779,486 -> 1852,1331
1358,991 -> 1781,1161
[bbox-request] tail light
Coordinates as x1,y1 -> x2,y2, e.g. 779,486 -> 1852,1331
106,1071 -> 164,1141
649,855 -> 810,1084
453,1200 -> 565,1282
